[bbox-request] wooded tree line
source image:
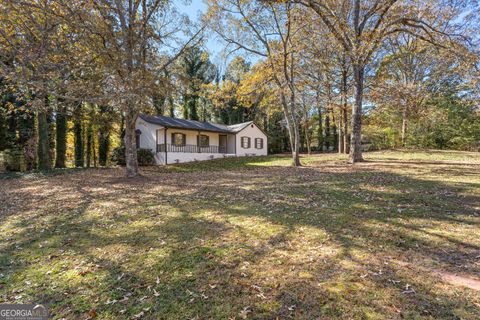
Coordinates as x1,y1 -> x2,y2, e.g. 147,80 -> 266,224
0,0 -> 479,176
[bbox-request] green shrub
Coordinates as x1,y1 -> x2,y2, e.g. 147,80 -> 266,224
3,148 -> 27,172
137,148 -> 155,165
110,146 -> 126,165
110,146 -> 155,166
363,127 -> 397,151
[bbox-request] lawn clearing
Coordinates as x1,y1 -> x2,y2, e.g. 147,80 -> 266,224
0,150 -> 479,319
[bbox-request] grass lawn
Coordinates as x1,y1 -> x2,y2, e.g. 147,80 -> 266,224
0,149 -> 479,319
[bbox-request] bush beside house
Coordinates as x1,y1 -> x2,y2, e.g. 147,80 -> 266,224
111,147 -> 155,166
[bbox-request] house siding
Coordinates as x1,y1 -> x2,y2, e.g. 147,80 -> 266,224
136,118 -> 163,152
135,117 -> 267,165
164,152 -> 234,164
227,135 -> 236,154
235,124 -> 268,156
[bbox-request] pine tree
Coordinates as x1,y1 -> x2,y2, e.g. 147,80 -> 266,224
86,120 -> 93,168
317,105 -> 323,151
47,109 -> 55,167
55,104 -> 67,168
324,112 -> 331,151
98,131 -> 110,166
332,111 -> 338,152
37,110 -> 51,170
97,105 -> 111,167
73,102 -> 84,167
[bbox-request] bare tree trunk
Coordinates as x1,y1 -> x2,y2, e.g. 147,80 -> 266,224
317,106 -> 323,152
325,110 -> 330,151
86,121 -> 92,168
74,102 -> 84,167
305,125 -> 311,155
341,65 -> 349,154
292,122 -> 301,166
280,92 -> 301,166
37,109 -> 51,170
338,110 -> 344,154
124,107 -> 139,177
302,100 -> 311,155
124,3 -> 139,177
343,104 -> 349,154
316,89 -> 323,152
401,106 -> 408,147
285,117 -> 300,165
338,95 -> 344,153
93,135 -> 97,168
350,63 -> 364,163
288,46 -> 301,167
331,110 -> 338,152
55,104 -> 67,168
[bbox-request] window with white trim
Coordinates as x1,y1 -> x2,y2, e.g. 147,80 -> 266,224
197,134 -> 209,147
172,133 -> 186,146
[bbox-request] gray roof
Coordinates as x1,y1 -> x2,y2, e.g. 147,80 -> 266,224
139,114 -> 253,134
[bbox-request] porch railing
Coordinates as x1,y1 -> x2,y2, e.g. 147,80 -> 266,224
157,143 -> 227,154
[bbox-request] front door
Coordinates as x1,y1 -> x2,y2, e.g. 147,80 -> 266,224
219,135 -> 227,153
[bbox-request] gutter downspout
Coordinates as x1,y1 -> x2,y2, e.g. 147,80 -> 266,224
164,128 -> 168,165
198,130 -> 201,153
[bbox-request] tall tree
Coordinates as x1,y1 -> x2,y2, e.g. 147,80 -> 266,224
37,103 -> 50,170
288,0 -> 467,162
63,0 -> 203,177
339,54 -> 350,153
209,0 -> 303,166
206,57 -> 251,125
86,117 -> 93,168
97,105 -> 113,167
55,102 -> 67,168
73,102 -> 83,167
0,0 -> 71,170
370,34 -> 479,147
178,47 -> 217,121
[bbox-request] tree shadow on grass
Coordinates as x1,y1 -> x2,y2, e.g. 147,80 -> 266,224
1,161 -> 479,318
0,188 -> 235,318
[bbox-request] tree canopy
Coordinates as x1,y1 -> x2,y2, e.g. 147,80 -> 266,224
0,0 -> 478,174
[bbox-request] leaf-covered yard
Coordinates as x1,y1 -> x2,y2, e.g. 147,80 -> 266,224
1,150 -> 479,319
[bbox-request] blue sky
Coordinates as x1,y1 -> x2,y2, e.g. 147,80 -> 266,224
174,1 -> 225,60
173,0 -> 259,72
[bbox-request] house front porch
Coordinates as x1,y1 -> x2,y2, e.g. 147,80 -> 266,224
155,128 -> 237,165
136,114 -> 267,165
157,143 -> 228,154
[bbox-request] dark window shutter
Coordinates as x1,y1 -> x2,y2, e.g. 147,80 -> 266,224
182,134 -> 186,146
241,137 -> 249,149
255,138 -> 263,149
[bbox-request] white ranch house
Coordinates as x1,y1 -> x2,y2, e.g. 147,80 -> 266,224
135,115 -> 268,165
